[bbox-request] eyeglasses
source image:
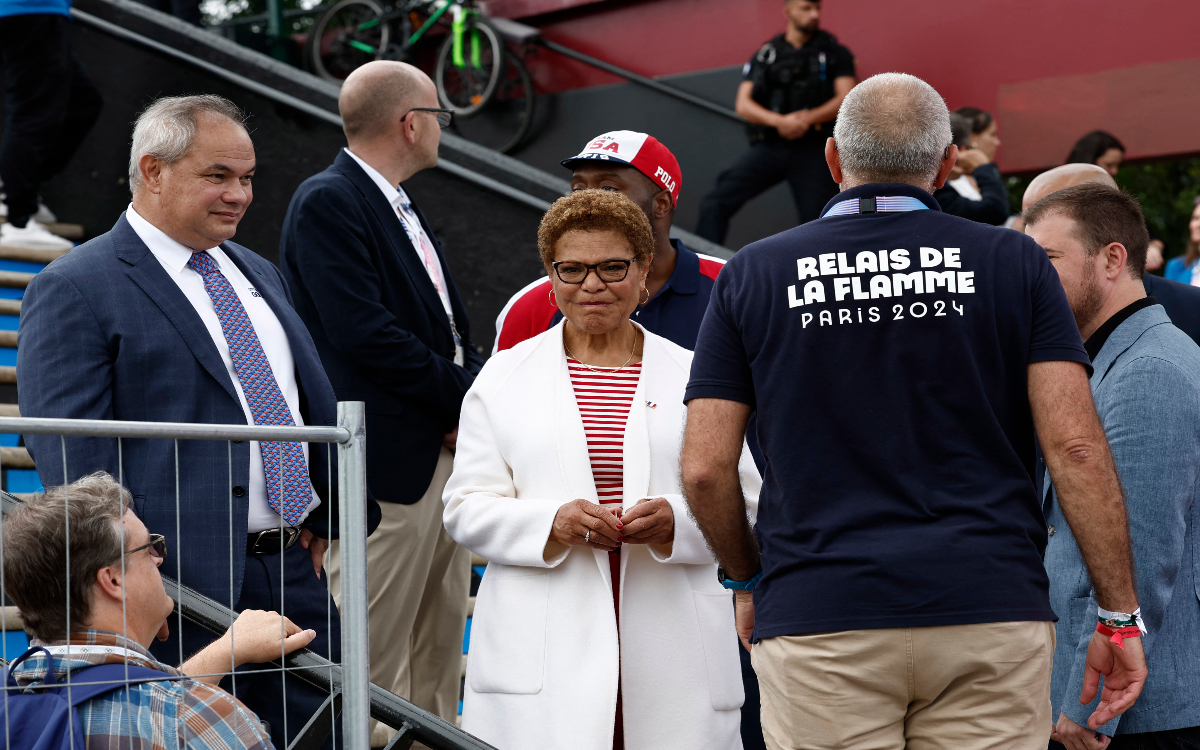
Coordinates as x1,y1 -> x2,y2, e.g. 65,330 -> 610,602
403,107 -> 454,129
552,259 -> 634,285
124,534 -> 168,562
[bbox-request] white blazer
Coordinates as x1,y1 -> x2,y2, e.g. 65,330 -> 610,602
443,320 -> 761,750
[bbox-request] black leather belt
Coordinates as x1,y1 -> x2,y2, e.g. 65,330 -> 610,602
247,527 -> 302,556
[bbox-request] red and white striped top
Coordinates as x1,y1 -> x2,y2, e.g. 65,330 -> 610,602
567,358 -> 642,508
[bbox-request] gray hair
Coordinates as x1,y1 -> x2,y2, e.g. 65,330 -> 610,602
833,73 -> 952,186
128,95 -> 247,191
2,472 -> 129,642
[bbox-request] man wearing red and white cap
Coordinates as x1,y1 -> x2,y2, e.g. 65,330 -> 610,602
493,130 -> 726,354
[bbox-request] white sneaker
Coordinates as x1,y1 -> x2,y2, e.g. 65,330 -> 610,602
0,219 -> 74,251
32,203 -> 57,224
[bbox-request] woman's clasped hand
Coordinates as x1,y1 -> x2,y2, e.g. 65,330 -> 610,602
549,497 -> 675,551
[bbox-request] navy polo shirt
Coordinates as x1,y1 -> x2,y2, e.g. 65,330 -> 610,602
493,238 -> 723,353
686,183 -> 1089,639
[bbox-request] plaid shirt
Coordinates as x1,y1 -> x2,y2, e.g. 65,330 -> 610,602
11,630 -> 273,750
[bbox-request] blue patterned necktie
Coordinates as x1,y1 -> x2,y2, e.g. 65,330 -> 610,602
188,251 -> 309,527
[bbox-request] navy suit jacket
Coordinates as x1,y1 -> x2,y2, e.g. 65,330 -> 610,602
17,214 -> 381,604
280,150 -> 484,504
1143,273 -> 1200,347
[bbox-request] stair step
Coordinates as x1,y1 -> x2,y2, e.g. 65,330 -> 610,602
1,446 -> 33,468
0,245 -> 69,264
0,366 -> 15,384
0,606 -> 24,631
0,270 -> 35,289
0,219 -> 82,240
0,299 -> 21,316
0,404 -> 19,417
44,222 -> 84,240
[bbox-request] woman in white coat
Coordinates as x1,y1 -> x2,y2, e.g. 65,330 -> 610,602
443,190 -> 760,750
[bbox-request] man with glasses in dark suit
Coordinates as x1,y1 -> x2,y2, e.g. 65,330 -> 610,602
280,60 -> 483,748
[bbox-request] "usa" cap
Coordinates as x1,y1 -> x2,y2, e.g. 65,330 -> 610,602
561,130 -> 682,206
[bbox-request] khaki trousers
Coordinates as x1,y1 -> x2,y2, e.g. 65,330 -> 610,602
328,448 -> 470,748
752,621 -> 1055,750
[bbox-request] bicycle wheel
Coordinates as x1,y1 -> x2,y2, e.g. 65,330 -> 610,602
434,16 -> 503,117
449,50 -> 535,154
306,0 -> 390,82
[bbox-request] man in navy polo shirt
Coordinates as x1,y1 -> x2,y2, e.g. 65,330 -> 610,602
680,73 -> 1148,750
493,131 -> 725,354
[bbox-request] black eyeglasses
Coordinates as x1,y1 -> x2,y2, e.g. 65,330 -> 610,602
552,259 -> 634,285
403,107 -> 454,129
124,533 -> 167,561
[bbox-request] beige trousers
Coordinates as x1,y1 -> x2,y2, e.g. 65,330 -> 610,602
328,448 -> 470,748
752,621 -> 1055,750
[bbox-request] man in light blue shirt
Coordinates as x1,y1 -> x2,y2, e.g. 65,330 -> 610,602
1028,183 -> 1200,750
0,0 -> 101,250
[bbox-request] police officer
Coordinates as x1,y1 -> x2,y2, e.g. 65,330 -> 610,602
696,0 -> 855,246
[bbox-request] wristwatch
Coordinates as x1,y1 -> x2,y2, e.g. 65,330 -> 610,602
717,567 -> 762,591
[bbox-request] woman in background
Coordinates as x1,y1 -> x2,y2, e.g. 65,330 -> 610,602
934,110 -> 1009,225
1165,197 -> 1200,285
1065,130 -> 1125,176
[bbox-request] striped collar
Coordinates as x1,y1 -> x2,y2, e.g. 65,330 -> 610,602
821,195 -> 931,218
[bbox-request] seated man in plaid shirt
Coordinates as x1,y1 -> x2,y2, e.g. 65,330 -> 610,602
3,472 -> 317,749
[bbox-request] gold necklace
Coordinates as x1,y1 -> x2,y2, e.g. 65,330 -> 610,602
565,329 -> 639,372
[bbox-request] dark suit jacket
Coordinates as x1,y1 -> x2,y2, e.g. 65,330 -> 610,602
1144,274 -> 1200,347
933,163 -> 1010,226
17,214 -> 381,604
280,150 -> 484,504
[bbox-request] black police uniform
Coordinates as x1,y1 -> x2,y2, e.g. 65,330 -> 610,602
696,30 -> 855,245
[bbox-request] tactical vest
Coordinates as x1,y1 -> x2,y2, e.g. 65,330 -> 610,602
746,31 -> 841,143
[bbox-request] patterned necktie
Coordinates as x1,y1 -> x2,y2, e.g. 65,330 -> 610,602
187,251 -> 309,527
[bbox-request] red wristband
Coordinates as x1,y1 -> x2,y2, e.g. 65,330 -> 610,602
1096,622 -> 1142,649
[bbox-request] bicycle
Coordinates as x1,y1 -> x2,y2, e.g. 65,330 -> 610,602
305,0 -> 536,148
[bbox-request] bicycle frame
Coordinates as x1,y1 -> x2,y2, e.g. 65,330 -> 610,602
346,0 -> 480,66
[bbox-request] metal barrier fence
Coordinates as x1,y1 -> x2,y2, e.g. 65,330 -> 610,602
0,405 -> 496,750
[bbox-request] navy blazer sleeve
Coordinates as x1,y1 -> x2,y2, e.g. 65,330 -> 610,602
17,268 -> 120,485
934,163 -> 1010,226
282,183 -> 474,425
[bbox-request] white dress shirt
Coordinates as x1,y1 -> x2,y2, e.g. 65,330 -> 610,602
343,148 -> 464,365
126,205 -> 319,532
947,174 -> 983,201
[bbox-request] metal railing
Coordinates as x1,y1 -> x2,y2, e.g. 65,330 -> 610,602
0,406 -> 496,750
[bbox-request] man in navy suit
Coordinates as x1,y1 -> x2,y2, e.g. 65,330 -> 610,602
280,61 -> 483,746
17,94 -> 379,750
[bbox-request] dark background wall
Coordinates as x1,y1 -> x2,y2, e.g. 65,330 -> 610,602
3,11 -> 549,354
513,62 -> 799,251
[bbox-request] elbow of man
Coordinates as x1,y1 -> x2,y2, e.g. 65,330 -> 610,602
681,456 -> 733,500
1051,435 -> 1110,470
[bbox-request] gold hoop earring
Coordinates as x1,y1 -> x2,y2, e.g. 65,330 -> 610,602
638,287 -> 649,306
548,288 -> 557,307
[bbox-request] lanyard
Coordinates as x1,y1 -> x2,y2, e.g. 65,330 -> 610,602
45,643 -> 156,663
821,195 -> 930,218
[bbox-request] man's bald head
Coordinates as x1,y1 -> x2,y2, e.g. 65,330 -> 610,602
1022,163 -> 1116,212
339,61 -> 435,144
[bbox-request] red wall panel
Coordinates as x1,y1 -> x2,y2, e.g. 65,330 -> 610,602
521,0 -> 1200,169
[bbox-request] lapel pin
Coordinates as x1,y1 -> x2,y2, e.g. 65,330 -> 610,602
646,401 -> 657,409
